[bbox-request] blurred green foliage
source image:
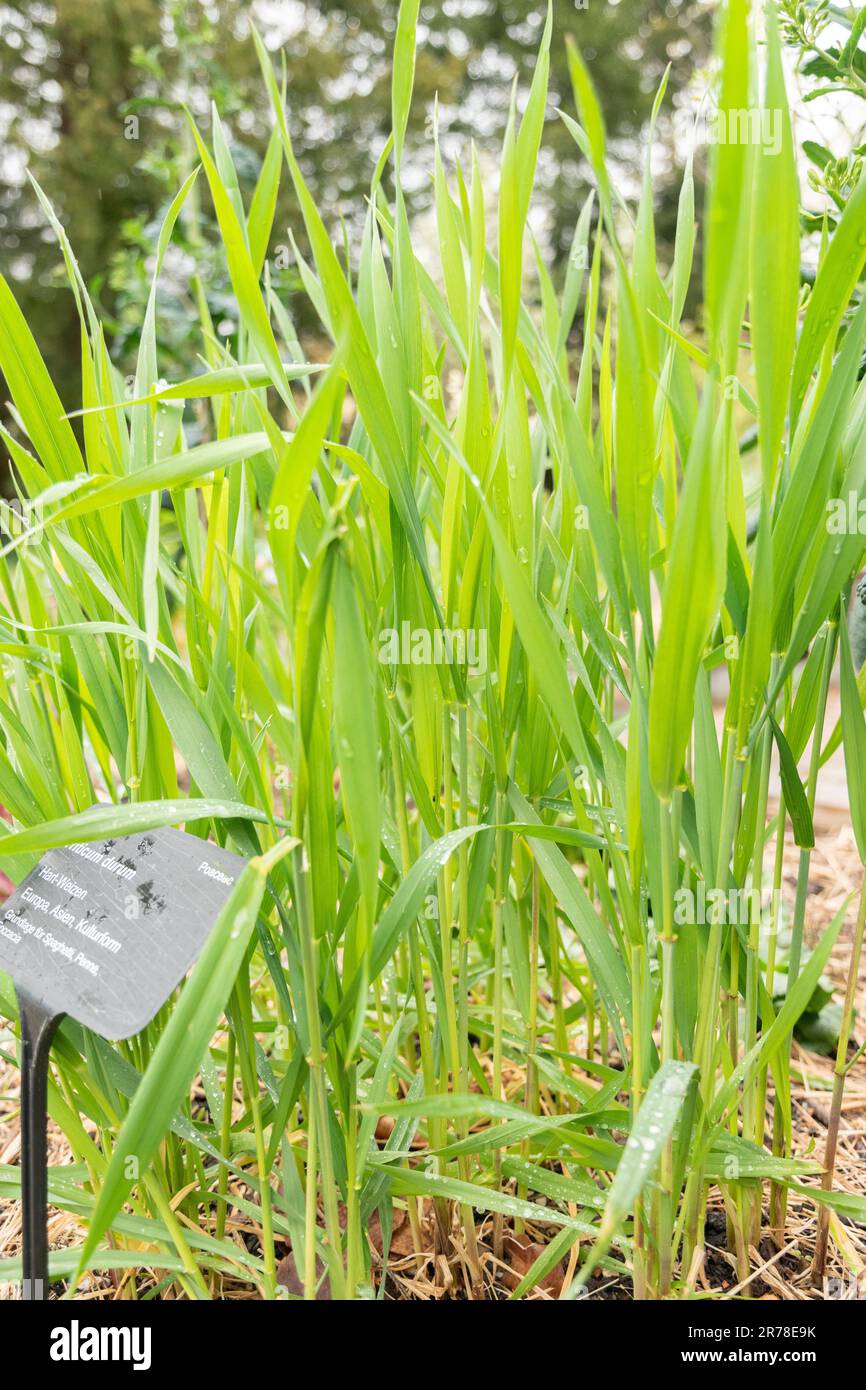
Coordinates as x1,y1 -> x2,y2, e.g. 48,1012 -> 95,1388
0,0 -> 713,410
779,1 -> 866,226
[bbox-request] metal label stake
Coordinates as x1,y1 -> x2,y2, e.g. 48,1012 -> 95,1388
0,828 -> 245,1299
17,990 -> 61,1301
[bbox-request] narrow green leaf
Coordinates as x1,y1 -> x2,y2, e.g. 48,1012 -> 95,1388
750,0 -> 799,491
839,611 -> 866,862
74,836 -> 297,1275
770,714 -> 814,849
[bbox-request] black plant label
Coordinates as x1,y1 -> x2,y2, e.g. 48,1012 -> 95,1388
0,828 -> 244,1038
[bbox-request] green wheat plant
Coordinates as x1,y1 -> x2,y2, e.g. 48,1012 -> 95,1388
0,0 -> 865,1301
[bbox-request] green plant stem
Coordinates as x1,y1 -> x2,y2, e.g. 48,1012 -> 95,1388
390,721 -> 435,1087
630,940 -> 647,1299
389,717 -> 445,1261
345,1067 -> 363,1296
811,871 -> 866,1283
744,717 -> 773,1242
215,1031 -> 235,1244
684,740 -> 745,1271
788,620 -> 837,988
517,862 -> 541,1222
695,741 -> 744,1100
457,704 -> 472,1098
293,843 -> 346,1300
757,788 -> 787,1155
120,652 -> 140,800
658,795 -> 677,1295
439,706 -> 461,1086
492,791 -> 507,1260
144,1172 -> 211,1300
456,703 -> 482,1287
233,976 -> 277,1300
774,622 -> 837,1246
304,1091 -> 319,1298
547,883 -> 568,1061
525,860 -> 541,1116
